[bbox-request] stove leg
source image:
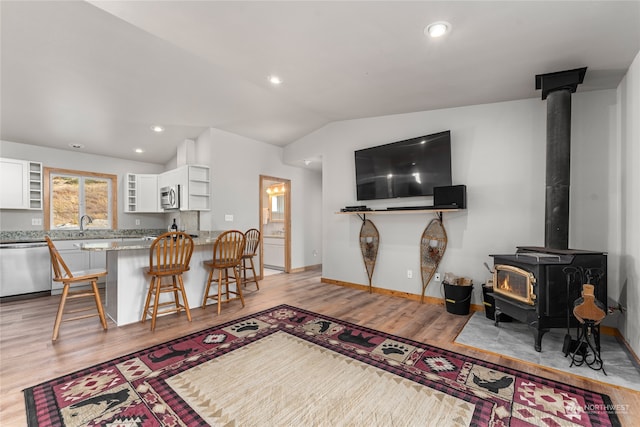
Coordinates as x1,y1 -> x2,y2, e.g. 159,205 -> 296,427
532,327 -> 549,352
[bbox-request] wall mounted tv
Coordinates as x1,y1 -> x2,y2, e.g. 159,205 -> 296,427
355,130 -> 452,201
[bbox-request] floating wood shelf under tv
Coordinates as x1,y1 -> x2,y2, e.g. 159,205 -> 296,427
337,208 -> 463,221
336,208 -> 462,215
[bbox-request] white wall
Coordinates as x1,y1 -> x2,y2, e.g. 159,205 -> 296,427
0,140 -> 166,230
285,91 -> 620,310
617,50 -> 640,356
194,128 -> 323,270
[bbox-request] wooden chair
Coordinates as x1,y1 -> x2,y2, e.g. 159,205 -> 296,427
240,228 -> 261,290
202,230 -> 246,315
45,236 -> 108,341
141,231 -> 194,331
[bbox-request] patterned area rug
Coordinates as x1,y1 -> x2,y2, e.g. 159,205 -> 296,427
24,305 -> 620,426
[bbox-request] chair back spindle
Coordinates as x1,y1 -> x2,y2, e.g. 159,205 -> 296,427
243,228 -> 260,257
149,232 -> 194,273
213,230 -> 246,265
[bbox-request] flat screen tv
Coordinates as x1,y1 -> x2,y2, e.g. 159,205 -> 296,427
355,130 -> 452,201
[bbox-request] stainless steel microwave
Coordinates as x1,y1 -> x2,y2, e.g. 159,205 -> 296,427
160,185 -> 180,210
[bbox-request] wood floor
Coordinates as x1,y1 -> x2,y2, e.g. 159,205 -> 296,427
1,268 -> 637,426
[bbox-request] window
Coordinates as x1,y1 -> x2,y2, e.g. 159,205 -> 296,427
44,168 -> 118,230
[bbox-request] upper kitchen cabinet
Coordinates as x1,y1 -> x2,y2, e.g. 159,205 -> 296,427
124,173 -> 160,213
158,165 -> 187,191
123,165 -> 210,213
0,158 -> 42,210
185,165 -> 210,211
157,164 -> 210,212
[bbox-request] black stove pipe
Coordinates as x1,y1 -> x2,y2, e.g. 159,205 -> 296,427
545,89 -> 572,249
535,67 -> 587,250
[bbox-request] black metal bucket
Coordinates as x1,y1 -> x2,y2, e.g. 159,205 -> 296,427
444,283 -> 473,315
482,284 -> 497,319
481,284 -> 512,322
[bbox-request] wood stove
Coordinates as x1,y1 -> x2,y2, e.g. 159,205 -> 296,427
489,68 -> 609,352
491,246 -> 607,352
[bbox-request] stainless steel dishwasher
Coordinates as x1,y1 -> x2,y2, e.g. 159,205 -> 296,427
0,241 -> 51,297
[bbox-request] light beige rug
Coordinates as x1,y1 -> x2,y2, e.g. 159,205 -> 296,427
167,331 -> 475,426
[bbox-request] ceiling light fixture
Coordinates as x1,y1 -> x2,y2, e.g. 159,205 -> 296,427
68,143 -> 85,149
304,159 -> 311,166
135,148 -> 144,154
425,21 -> 450,38
268,75 -> 282,85
150,125 -> 165,133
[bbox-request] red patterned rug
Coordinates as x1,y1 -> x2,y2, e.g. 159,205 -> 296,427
24,305 -> 620,426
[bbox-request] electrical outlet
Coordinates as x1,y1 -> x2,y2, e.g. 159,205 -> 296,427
407,269 -> 413,279
434,272 -> 441,281
224,214 -> 234,222
135,219 -> 140,226
31,218 -> 42,226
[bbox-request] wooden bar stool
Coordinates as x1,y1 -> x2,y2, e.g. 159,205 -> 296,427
240,228 -> 261,290
141,231 -> 194,331
45,236 -> 108,341
202,230 -> 246,315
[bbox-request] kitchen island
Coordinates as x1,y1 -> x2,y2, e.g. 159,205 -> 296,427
79,231 -> 223,326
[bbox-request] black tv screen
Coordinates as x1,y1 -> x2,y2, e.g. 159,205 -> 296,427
355,130 -> 452,201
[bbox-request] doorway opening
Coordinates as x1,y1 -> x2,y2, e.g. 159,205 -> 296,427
259,175 -> 291,277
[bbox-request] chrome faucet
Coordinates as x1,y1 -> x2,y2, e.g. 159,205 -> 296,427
80,214 -> 93,232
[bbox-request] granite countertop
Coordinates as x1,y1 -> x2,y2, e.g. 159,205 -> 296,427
0,229 -> 221,245
78,231 -> 223,251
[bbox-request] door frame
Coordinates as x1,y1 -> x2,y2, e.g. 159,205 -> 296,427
259,175 -> 291,276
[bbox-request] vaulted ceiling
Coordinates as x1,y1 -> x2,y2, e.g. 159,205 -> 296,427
2,1 -> 639,164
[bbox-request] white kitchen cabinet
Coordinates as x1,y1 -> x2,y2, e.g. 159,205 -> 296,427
89,249 -> 107,271
0,158 -> 42,210
137,174 -> 160,212
185,165 -> 210,211
124,173 -> 160,213
263,237 -> 284,269
158,166 -> 187,192
125,173 -> 136,212
159,165 -> 210,211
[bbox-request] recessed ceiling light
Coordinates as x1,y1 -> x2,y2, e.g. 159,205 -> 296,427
304,159 -> 311,166
150,125 -> 165,133
425,21 -> 450,38
268,75 -> 283,85
68,143 -> 85,149
135,148 -> 144,154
